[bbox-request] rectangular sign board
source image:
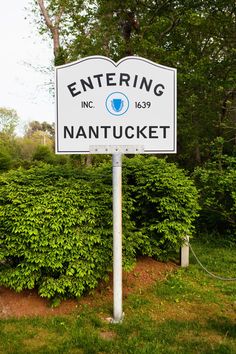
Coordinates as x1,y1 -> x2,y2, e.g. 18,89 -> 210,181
55,56 -> 177,154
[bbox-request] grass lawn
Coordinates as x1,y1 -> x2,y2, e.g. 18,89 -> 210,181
0,237 -> 235,354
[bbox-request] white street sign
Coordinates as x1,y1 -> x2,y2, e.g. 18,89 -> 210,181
55,56 -> 176,154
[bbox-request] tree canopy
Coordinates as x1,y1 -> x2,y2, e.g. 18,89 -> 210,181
31,0 -> 236,167
0,107 -> 19,136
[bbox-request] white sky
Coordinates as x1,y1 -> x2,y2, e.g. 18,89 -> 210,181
0,0 -> 54,135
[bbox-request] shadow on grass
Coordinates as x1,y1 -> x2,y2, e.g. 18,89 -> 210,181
207,316 -> 236,339
111,314 -> 236,354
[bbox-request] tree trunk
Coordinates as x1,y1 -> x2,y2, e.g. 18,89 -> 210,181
37,0 -> 62,59
195,143 -> 201,164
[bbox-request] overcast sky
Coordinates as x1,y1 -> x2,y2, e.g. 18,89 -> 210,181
0,0 -> 54,135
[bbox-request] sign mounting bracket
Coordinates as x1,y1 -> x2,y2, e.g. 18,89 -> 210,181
90,145 -> 144,154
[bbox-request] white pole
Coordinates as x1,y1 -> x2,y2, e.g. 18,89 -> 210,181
112,153 -> 123,323
180,235 -> 189,267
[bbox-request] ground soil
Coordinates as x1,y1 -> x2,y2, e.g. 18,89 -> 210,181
0,257 -> 177,319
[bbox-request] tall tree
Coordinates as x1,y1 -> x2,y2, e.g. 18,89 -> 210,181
25,120 -> 54,139
24,120 -> 54,148
0,107 -> 20,170
36,0 -> 64,64
0,107 -> 19,136
33,0 -> 236,167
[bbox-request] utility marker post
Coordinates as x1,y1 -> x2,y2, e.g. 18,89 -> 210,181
180,235 -> 189,267
112,153 -> 123,323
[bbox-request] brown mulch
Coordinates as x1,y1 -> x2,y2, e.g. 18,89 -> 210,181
0,257 -> 177,319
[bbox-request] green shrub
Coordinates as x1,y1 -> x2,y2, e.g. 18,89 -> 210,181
32,145 -> 55,164
0,164 -> 138,299
0,158 -> 199,299
0,149 -> 12,171
123,156 -> 200,259
194,157 -> 236,240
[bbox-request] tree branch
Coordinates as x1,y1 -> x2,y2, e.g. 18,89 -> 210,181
55,7 -> 64,27
37,0 -> 62,59
160,17 -> 180,38
37,0 -> 54,31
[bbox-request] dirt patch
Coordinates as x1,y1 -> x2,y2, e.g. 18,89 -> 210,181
0,257 -> 177,319
123,257 -> 176,297
0,287 -> 78,319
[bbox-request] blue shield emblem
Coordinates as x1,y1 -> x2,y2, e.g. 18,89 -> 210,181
111,99 -> 123,113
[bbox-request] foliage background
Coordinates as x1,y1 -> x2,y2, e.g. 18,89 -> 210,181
32,0 -> 236,168
0,0 -> 235,300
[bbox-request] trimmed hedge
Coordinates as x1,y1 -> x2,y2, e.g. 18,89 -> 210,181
0,157 -> 199,299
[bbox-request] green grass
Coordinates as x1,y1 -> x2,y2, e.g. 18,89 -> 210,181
0,237 -> 236,354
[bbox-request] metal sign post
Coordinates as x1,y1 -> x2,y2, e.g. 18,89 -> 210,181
55,55 -> 177,324
112,153 -> 123,322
